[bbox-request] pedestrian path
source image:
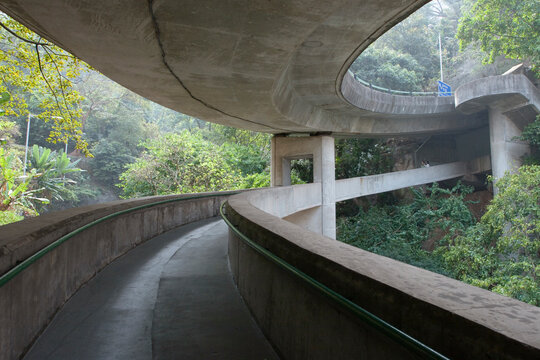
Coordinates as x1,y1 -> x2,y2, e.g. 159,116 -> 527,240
24,218 -> 278,360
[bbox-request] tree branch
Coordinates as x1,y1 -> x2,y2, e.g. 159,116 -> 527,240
0,21 -> 50,46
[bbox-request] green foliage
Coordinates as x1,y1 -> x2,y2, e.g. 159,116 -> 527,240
0,91 -> 19,144
0,209 -> 23,225
239,172 -> 270,189
221,142 -> 268,176
0,143 -> 83,224
457,0 -> 540,73
438,166 -> 540,305
351,0 -> 528,91
338,182 -> 475,274
519,115 -> 540,165
0,15 -> 90,155
339,168 -> 540,306
0,91 -> 10,113
29,144 -> 82,204
89,140 -> 137,188
0,147 -> 48,218
351,47 -> 426,91
118,131 -> 247,197
350,1 -> 446,91
335,138 -> 393,179
290,158 -> 312,184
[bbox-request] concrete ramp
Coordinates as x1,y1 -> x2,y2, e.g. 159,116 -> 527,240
23,219 -> 278,360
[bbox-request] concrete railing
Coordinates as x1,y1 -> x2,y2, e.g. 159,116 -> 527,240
335,156 -> 491,202
225,187 -> 540,359
0,191 -> 238,360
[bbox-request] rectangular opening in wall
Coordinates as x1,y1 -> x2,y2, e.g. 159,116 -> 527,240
290,158 -> 313,184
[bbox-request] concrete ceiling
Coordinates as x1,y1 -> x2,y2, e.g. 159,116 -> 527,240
0,0 -> 486,136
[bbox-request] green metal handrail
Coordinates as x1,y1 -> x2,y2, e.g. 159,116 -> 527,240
349,70 -> 452,97
0,192 -> 237,288
220,201 -> 450,360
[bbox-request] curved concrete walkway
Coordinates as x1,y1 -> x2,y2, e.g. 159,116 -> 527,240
24,219 -> 278,360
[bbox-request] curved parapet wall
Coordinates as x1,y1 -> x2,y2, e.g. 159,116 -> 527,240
455,74 -> 540,114
225,188 -> 540,359
0,191 -> 237,360
341,72 -> 455,115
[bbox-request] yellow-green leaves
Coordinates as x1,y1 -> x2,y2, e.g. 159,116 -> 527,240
0,15 -> 91,155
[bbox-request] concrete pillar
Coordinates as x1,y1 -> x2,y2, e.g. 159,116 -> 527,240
488,106 -> 530,192
319,136 -> 336,239
271,135 -> 336,239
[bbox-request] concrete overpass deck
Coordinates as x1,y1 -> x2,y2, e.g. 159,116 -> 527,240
24,218 -> 278,360
0,0 -> 487,136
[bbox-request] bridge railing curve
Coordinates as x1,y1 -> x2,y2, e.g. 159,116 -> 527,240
225,186 -> 540,360
0,191 -> 238,360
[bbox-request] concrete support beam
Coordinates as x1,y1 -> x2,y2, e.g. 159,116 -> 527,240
271,135 -> 336,239
335,157 -> 491,202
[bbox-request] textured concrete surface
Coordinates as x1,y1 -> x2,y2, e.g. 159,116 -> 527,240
24,219 -> 278,360
0,0 -> 487,136
227,191 -> 540,359
455,74 -> 539,185
271,135 -> 335,238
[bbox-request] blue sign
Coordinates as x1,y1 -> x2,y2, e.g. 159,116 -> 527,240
438,81 -> 452,97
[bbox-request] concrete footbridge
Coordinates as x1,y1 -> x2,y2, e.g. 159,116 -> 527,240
1,0 -> 540,359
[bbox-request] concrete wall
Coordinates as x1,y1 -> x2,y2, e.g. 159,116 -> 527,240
456,126 -> 491,162
226,189 -> 540,360
0,192 -> 236,360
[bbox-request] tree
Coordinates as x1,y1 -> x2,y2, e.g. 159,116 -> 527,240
335,138 -> 393,180
350,1 -> 441,91
338,182 -> 475,274
351,47 -> 426,91
0,147 -> 48,224
438,166 -> 540,305
457,0 -> 540,72
118,131 -> 245,197
0,14 -> 90,155
519,115 -> 540,165
28,145 -> 82,207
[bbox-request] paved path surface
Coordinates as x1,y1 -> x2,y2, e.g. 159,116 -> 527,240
24,218 -> 279,360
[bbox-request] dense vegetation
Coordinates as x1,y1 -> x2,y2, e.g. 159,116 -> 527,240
118,128 -> 270,197
338,168 -> 540,306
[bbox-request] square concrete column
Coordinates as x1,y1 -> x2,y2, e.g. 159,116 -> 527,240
319,136 -> 336,239
271,135 -> 336,239
488,106 -> 530,192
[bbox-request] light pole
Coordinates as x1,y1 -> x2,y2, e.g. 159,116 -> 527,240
23,113 -> 32,177
438,32 -> 444,82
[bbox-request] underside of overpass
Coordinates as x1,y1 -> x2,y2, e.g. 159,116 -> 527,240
0,1 -> 539,359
